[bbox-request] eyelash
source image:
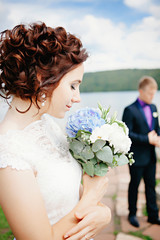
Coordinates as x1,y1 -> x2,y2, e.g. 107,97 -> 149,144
71,85 -> 76,90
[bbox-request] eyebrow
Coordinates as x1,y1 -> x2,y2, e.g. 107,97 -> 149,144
73,80 -> 82,83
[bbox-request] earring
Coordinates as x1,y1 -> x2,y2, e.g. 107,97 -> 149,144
41,93 -> 46,107
1,82 -> 5,88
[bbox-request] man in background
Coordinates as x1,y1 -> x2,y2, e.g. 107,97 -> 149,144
122,76 -> 160,227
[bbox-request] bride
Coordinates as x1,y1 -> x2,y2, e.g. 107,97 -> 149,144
0,22 -> 111,240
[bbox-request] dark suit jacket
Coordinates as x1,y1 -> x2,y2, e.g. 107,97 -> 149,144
122,99 -> 160,167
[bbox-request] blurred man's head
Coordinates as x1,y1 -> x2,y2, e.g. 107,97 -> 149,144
138,76 -> 158,104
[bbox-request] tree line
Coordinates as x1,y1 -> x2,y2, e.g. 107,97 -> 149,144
80,69 -> 160,92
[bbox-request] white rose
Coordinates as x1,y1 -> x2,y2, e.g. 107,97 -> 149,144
90,124 -> 112,143
115,119 -> 129,135
99,124 -> 112,140
90,122 -> 132,154
108,123 -> 131,154
90,126 -> 104,143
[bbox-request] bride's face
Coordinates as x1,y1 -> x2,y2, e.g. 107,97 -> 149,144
47,64 -> 84,118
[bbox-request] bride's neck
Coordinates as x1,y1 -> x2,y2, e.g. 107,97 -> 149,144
2,97 -> 43,131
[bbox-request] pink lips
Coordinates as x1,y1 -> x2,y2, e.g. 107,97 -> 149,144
66,105 -> 72,110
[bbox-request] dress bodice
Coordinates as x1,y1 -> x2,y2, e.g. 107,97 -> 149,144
0,114 -> 82,225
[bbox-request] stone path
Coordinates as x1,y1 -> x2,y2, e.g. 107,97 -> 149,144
95,163 -> 160,240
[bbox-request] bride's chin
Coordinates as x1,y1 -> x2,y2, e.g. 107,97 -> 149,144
58,115 -> 65,119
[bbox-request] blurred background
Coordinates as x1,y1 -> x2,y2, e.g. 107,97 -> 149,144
0,0 -> 160,127
1,1 -> 160,239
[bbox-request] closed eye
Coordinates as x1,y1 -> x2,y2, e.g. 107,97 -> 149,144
71,85 -> 76,90
71,80 -> 81,90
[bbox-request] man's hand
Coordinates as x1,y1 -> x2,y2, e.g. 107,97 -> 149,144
148,130 -> 160,147
155,136 -> 160,148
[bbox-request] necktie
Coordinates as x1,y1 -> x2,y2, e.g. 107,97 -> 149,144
142,104 -> 152,130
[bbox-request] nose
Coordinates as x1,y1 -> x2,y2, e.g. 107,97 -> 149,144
72,91 -> 81,103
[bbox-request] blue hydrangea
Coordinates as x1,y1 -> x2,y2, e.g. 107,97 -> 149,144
66,108 -> 105,137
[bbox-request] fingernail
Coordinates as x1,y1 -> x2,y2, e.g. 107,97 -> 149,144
64,234 -> 69,239
75,212 -> 81,218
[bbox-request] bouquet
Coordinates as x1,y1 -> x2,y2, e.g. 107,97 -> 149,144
66,103 -> 134,176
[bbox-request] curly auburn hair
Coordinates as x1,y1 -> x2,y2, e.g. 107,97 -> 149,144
0,22 -> 88,110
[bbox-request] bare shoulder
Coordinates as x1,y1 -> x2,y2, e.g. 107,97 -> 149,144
0,119 -> 19,135
0,121 -> 8,134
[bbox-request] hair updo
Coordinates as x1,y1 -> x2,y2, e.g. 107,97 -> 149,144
0,22 -> 88,110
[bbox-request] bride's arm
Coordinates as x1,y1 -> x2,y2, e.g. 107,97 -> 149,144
55,174 -> 111,239
0,168 -> 110,240
62,175 -> 111,239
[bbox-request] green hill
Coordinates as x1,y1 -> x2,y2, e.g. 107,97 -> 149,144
80,69 -> 160,92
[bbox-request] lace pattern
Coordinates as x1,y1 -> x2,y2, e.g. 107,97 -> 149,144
0,114 -> 82,225
0,114 -> 71,170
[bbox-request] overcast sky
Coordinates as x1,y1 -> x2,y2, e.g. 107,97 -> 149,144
0,0 -> 160,72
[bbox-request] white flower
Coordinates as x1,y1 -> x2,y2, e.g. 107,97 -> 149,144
108,123 -> 131,154
90,122 -> 131,154
153,112 -> 158,118
90,126 -> 105,143
115,119 -> 129,135
90,124 -> 111,143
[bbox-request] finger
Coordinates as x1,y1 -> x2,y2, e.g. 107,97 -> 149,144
64,214 -> 94,238
65,226 -> 93,240
80,235 -> 95,240
75,207 -> 95,220
80,230 -> 96,240
81,235 -> 92,240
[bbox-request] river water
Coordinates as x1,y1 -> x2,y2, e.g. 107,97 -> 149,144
1,91 -> 160,131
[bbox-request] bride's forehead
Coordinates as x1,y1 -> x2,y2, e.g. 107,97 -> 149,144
51,64 -> 84,91
61,65 -> 84,81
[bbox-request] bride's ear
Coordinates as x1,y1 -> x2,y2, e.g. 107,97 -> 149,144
37,72 -> 42,82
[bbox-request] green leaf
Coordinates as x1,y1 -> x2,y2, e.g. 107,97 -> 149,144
75,136 -> 89,146
114,154 -> 129,166
83,161 -> 95,177
92,139 -> 106,152
98,102 -> 103,111
110,111 -> 117,124
76,130 -> 91,137
69,139 -> 84,154
98,103 -> 111,121
81,146 -> 94,159
115,121 -> 127,134
73,154 -> 87,163
90,158 -> 98,165
96,146 -> 113,163
94,163 -> 108,176
107,156 -> 118,168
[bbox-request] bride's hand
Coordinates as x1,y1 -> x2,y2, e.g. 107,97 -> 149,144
82,173 -> 109,205
64,202 -> 111,240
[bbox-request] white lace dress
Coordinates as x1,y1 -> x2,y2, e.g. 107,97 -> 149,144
0,113 -> 82,227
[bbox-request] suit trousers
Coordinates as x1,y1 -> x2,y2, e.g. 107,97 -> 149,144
128,160 -> 159,219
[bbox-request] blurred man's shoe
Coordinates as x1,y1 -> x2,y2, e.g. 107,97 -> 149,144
128,215 -> 140,227
148,217 -> 160,225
